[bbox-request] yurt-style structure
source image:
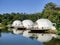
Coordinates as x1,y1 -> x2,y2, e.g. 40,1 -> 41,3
35,19 -> 53,29
22,20 -> 34,29
12,20 -> 23,27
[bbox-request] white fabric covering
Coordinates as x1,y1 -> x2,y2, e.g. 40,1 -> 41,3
12,20 -> 23,27
22,20 -> 34,29
36,19 -> 53,29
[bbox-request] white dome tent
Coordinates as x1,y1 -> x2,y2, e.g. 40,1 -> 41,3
35,19 -> 53,29
22,20 -> 34,29
12,20 -> 23,27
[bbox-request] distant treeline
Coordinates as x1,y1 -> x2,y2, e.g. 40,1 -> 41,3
0,2 -> 60,29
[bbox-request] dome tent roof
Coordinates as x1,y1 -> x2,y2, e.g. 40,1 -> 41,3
36,19 -> 53,29
12,20 -> 23,27
22,20 -> 34,28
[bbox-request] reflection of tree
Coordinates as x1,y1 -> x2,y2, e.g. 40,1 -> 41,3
0,28 -> 14,38
0,30 -> 1,37
44,38 -> 60,45
0,28 -> 12,33
1,28 -> 10,33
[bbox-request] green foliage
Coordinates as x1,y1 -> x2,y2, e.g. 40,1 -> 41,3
1,19 -> 8,25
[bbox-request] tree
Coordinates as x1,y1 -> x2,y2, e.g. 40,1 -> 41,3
0,14 -> 2,23
42,2 -> 57,22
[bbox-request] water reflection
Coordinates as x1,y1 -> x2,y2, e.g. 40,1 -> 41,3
12,29 -> 23,34
11,29 -> 53,42
0,28 -> 43,45
9,28 -> 60,45
23,30 -> 33,37
45,39 -> 60,45
37,34 -> 53,42
0,30 -> 1,37
0,28 -> 60,45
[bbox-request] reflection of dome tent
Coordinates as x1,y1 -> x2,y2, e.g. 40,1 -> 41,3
23,30 -> 33,37
12,20 -> 23,27
35,19 -> 54,29
22,20 -> 34,29
37,34 -> 53,42
12,29 -> 23,34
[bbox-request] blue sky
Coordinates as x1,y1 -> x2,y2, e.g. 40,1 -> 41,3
0,0 -> 60,14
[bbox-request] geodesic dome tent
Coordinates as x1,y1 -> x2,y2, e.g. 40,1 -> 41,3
12,20 -> 23,27
35,19 -> 54,29
22,20 -> 34,29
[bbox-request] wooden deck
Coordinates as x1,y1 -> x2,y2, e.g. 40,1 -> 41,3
10,26 -> 50,30
9,26 -> 57,34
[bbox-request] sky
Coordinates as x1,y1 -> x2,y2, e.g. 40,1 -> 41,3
0,0 -> 60,14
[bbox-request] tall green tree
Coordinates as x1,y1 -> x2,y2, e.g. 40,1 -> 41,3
42,2 -> 57,22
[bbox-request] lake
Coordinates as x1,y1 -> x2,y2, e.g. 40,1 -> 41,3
0,28 -> 60,45
0,28 -> 43,45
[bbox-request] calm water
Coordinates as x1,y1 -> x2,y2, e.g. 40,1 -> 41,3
0,28 -> 43,45
0,28 -> 60,45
